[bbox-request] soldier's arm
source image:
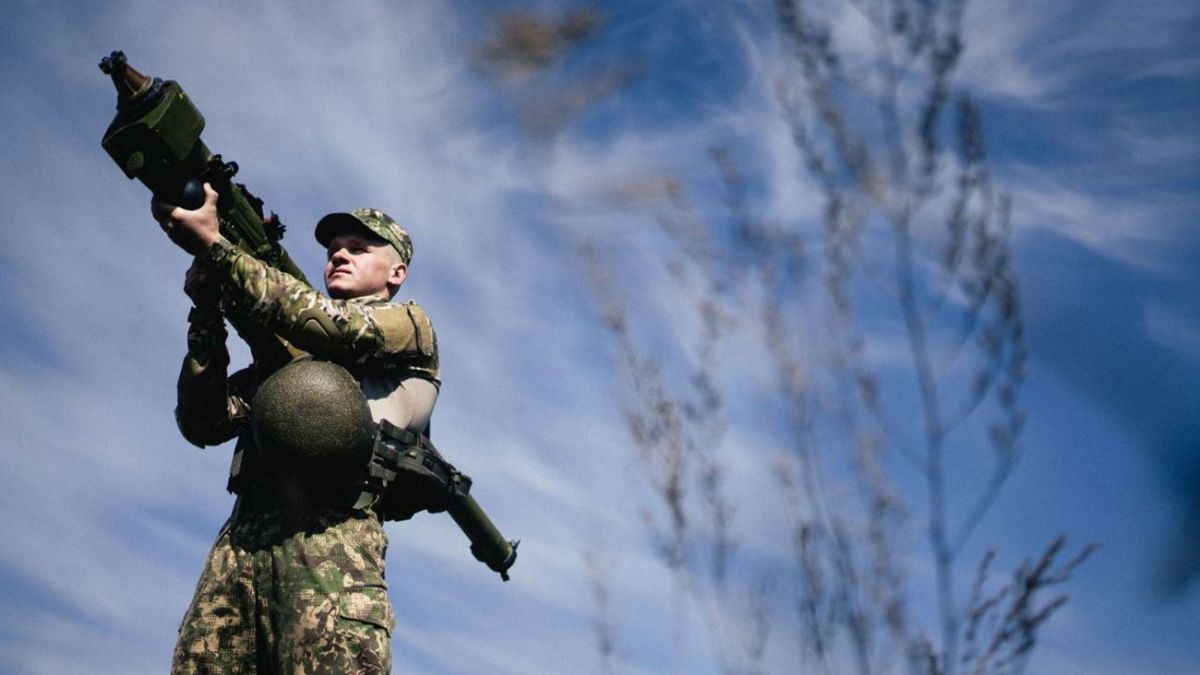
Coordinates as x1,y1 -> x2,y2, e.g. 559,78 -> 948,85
174,260 -> 256,447
175,305 -> 256,447
159,186 -> 435,369
200,237 -> 438,372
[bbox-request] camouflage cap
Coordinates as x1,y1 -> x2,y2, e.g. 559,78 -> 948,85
315,208 -> 413,265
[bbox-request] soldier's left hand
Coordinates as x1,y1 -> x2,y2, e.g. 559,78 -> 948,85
153,183 -> 221,256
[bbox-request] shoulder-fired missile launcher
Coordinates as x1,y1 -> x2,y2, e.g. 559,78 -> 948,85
99,50 -> 304,372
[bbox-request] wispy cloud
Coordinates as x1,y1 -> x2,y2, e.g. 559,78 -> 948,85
2,2 -> 1198,674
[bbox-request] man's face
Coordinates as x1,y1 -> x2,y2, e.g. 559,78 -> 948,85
323,229 -> 406,299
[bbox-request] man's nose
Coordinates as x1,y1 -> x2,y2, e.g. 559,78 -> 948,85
329,247 -> 350,264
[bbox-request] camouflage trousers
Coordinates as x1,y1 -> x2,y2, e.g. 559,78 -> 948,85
171,507 -> 395,674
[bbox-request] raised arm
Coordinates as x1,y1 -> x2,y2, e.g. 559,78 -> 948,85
174,260 -> 256,447
201,237 -> 438,375
156,183 -> 438,377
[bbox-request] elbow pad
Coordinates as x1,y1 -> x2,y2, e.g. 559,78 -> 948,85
294,307 -> 345,347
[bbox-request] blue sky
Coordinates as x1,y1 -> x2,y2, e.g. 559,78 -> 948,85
0,1 -> 1197,673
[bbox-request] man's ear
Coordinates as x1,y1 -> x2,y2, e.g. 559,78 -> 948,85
389,263 -> 408,289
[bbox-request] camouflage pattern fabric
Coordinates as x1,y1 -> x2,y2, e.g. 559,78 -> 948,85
171,508 -> 394,674
170,238 -> 443,672
175,307 -> 258,447
202,237 -> 438,381
315,208 -> 413,265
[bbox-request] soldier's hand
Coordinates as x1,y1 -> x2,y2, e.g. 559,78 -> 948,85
184,259 -> 221,309
152,183 -> 221,256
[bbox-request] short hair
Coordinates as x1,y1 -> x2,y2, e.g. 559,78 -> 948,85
381,243 -> 405,267
383,243 -> 406,298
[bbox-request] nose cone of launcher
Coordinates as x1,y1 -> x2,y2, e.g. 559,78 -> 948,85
99,51 -> 156,109
97,50 -> 206,196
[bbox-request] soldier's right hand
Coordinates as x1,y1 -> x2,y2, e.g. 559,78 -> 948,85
152,183 -> 221,256
184,258 -> 221,309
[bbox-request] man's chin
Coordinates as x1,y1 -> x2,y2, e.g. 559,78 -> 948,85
326,283 -> 389,300
325,281 -> 355,299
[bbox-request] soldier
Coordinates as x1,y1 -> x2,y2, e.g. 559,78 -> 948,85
158,183 -> 438,673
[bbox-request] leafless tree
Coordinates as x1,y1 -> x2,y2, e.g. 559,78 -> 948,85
481,3 -> 1094,674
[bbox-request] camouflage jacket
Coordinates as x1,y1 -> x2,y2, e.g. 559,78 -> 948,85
175,236 -> 439,448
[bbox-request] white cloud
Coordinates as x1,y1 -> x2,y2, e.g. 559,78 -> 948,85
1144,300 -> 1200,361
1008,167 -> 1193,275
2,1 -> 1198,674
959,0 -> 1077,103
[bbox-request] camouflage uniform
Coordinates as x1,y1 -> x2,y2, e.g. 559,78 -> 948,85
172,230 -> 438,674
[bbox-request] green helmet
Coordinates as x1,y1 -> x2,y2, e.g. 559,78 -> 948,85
251,358 -> 375,479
